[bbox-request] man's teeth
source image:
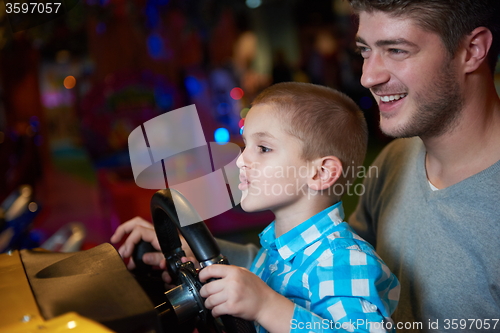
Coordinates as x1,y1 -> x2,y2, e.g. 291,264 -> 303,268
380,94 -> 407,102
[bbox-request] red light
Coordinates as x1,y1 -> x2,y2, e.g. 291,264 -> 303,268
238,118 -> 245,128
230,87 -> 244,100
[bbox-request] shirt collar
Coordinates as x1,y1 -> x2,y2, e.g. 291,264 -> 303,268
259,201 -> 345,261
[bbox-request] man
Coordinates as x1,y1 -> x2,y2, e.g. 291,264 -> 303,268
348,0 -> 500,331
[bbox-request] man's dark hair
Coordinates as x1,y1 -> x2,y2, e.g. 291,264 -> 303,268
348,0 -> 500,72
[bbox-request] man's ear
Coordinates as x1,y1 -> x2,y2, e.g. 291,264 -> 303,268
308,156 -> 342,191
463,27 -> 493,73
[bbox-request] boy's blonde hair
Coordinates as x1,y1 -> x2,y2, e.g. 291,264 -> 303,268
252,82 -> 368,195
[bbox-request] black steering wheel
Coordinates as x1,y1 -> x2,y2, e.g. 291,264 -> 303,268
149,188 -> 256,333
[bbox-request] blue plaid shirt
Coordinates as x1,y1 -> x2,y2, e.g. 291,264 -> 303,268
249,202 -> 400,332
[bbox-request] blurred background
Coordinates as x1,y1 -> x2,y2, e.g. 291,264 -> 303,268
1,0 -> 499,252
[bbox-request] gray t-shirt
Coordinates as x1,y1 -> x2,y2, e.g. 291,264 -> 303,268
350,137 -> 500,332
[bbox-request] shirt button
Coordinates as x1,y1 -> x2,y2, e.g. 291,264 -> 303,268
269,264 -> 278,272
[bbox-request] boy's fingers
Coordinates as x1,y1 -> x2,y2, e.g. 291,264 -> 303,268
158,258 -> 167,270
180,256 -> 200,269
118,226 -> 159,257
198,264 -> 231,283
203,291 -> 227,311
162,271 -> 173,284
150,238 -> 161,251
142,252 -> 165,266
210,304 -> 231,318
199,279 -> 224,298
110,226 -> 127,243
126,257 -> 137,270
110,217 -> 153,243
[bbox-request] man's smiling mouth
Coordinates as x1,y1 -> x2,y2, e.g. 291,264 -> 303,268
380,94 -> 408,102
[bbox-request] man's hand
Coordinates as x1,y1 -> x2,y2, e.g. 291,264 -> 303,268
198,265 -> 294,333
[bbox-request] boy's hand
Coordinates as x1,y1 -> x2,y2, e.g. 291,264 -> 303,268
110,216 -> 196,286
198,265 -> 294,332
110,217 -> 165,269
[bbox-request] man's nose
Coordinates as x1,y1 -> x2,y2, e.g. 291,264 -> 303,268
360,53 -> 390,89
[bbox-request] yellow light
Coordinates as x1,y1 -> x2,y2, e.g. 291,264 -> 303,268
64,76 -> 76,89
67,320 -> 77,329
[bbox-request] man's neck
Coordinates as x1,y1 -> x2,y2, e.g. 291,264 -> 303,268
424,80 -> 500,189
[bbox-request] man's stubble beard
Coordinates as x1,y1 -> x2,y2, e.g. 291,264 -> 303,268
380,61 -> 464,140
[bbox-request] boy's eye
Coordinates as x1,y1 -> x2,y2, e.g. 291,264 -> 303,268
258,145 -> 271,153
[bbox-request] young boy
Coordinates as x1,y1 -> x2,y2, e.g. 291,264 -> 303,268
112,82 -> 399,332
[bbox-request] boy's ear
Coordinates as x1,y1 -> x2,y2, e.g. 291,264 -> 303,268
308,156 -> 342,191
462,27 -> 493,73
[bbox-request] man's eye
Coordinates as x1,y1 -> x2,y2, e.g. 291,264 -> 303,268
355,46 -> 370,58
389,48 -> 407,55
258,145 -> 271,153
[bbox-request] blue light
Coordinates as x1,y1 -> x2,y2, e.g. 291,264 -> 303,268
184,76 -> 203,96
240,126 -> 244,135
246,0 -> 262,9
214,128 -> 230,144
147,33 -> 165,59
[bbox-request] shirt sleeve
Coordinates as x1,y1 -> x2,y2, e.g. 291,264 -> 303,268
290,248 -> 400,333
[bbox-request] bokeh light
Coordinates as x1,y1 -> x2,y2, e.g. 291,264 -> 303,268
185,76 -> 203,97
64,76 -> 76,89
214,128 -> 230,144
230,87 -> 244,100
147,33 -> 165,59
240,107 -> 250,118
246,0 -> 262,9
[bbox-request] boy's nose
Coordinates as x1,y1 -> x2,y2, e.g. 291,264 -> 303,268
360,53 -> 390,89
236,149 -> 245,169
